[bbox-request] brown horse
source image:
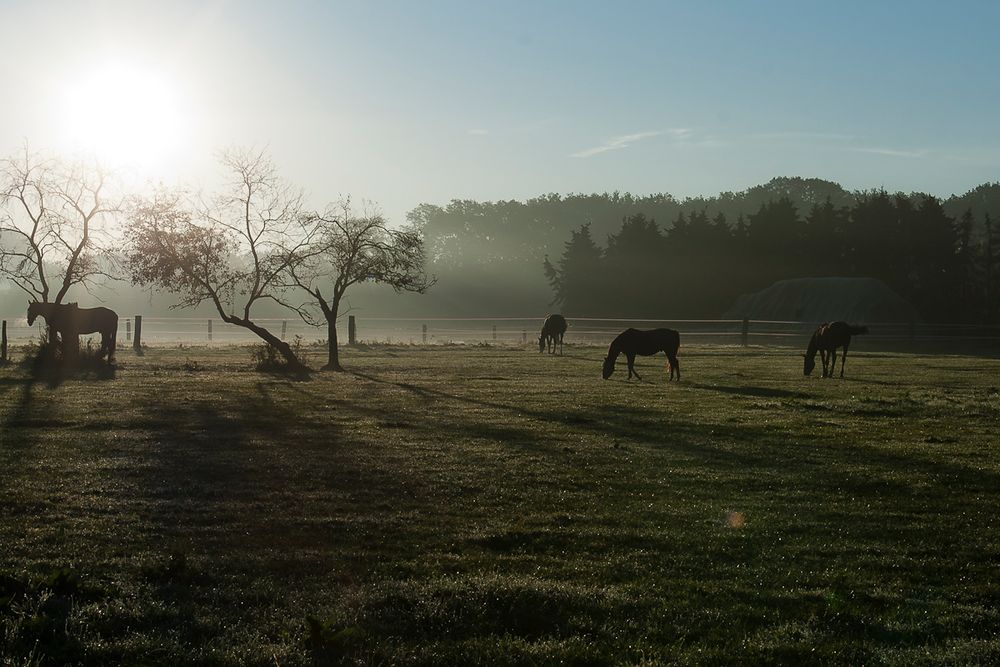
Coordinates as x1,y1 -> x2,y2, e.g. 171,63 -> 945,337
602,328 -> 680,381
538,314 -> 567,354
27,301 -> 118,363
803,321 -> 868,378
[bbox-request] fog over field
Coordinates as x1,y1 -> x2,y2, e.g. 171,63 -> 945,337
3,2 -> 1000,665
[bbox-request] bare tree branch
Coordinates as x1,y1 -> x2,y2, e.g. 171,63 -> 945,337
283,200 -> 435,370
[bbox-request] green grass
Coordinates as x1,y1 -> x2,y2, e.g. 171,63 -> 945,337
2,342 -> 1000,665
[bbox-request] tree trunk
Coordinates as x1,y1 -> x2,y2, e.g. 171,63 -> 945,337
323,315 -> 342,371
238,318 -> 309,374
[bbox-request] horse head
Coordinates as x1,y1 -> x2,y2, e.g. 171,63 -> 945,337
538,335 -> 546,353
803,354 -> 815,376
26,300 -> 40,326
602,356 -> 615,379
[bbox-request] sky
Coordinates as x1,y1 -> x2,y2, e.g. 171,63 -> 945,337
1,0 -> 999,224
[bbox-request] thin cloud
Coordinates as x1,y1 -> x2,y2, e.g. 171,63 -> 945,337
467,128 -> 489,136
847,146 -> 927,159
751,130 -> 856,142
571,131 -> 662,158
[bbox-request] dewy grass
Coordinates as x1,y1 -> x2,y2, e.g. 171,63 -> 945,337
1,344 -> 1000,664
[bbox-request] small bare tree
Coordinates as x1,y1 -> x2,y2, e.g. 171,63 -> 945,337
0,145 -> 120,305
124,148 -> 310,372
287,202 -> 434,370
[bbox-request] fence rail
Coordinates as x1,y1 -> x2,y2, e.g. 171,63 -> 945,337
1,315 -> 999,357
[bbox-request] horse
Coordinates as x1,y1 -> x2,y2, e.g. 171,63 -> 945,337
602,328 -> 680,381
803,321 -> 868,378
27,301 -> 119,363
538,314 -> 568,354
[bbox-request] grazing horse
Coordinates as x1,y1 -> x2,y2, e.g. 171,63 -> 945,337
803,321 -> 868,378
538,314 -> 567,354
27,301 -> 118,363
602,328 -> 680,381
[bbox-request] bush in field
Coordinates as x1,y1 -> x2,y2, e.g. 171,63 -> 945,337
20,334 -> 114,374
251,336 -> 307,374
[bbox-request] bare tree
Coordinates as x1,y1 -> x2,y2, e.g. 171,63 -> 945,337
124,148 -> 310,372
0,145 -> 120,305
286,202 -> 434,371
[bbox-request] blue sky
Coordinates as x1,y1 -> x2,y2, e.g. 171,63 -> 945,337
1,0 -> 998,222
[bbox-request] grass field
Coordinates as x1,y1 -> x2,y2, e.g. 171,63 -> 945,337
2,342 -> 1000,665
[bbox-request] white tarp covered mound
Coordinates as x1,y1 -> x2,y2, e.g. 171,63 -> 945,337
723,277 -> 919,323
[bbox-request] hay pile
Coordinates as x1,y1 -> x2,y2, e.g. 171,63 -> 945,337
723,277 -> 918,323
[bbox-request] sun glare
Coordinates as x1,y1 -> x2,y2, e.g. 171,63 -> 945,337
60,62 -> 186,170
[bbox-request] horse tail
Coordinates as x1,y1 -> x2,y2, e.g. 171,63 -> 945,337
110,315 -> 119,362
848,325 -> 869,336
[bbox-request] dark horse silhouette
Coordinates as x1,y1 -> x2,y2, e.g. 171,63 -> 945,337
602,328 -> 680,381
27,301 -> 118,363
538,314 -> 567,354
803,321 -> 868,378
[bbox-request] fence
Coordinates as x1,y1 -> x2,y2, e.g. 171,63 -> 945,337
1,315 -> 999,358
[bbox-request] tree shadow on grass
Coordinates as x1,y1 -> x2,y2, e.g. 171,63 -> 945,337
346,369 -> 1000,499
136,380 -> 429,560
689,383 -> 811,399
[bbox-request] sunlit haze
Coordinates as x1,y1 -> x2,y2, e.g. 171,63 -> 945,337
2,0 -> 999,220
58,62 -> 185,170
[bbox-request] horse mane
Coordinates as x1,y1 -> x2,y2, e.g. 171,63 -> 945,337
805,332 -> 820,360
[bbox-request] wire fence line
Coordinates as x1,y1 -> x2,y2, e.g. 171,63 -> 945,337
1,314 -> 999,349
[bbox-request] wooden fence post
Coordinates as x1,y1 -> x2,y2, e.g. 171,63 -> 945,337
126,318 -> 131,342
348,315 -> 357,345
741,318 -> 749,347
522,329 -> 526,345
422,323 -> 427,344
1,320 -> 7,363
133,315 -> 142,351
207,319 -> 213,341
281,320 -> 287,339
492,324 -> 497,342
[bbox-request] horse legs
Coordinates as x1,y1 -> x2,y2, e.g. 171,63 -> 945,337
558,333 -> 563,356
828,349 -> 838,378
819,349 -> 828,377
627,353 -> 641,380
667,353 -> 680,381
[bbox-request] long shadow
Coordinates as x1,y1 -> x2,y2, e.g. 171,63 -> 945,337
1,377 -> 39,443
345,369 -> 1000,495
0,376 -> 41,527
136,380 -> 428,560
345,371 -> 794,470
690,383 -> 811,399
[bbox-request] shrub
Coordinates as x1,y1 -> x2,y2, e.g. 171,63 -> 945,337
250,335 -> 307,373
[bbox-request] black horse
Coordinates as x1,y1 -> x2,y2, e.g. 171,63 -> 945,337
538,314 -> 567,354
27,301 -> 119,363
602,328 -> 680,381
803,321 -> 868,378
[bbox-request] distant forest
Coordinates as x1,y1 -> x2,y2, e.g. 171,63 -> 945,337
2,176 -> 1000,324
408,177 -> 1000,323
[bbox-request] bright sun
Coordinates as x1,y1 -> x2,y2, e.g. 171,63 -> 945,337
60,62 -> 186,169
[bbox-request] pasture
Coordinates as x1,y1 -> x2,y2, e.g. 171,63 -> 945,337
2,343 -> 1000,665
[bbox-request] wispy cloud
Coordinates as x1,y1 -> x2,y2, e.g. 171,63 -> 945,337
847,146 -> 927,159
571,131 -> 662,158
746,130 -> 928,159
750,130 -> 856,142
467,128 -> 489,136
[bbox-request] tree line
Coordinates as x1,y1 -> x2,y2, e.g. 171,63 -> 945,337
0,146 -> 432,371
409,178 -> 1000,322
542,193 -> 999,322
